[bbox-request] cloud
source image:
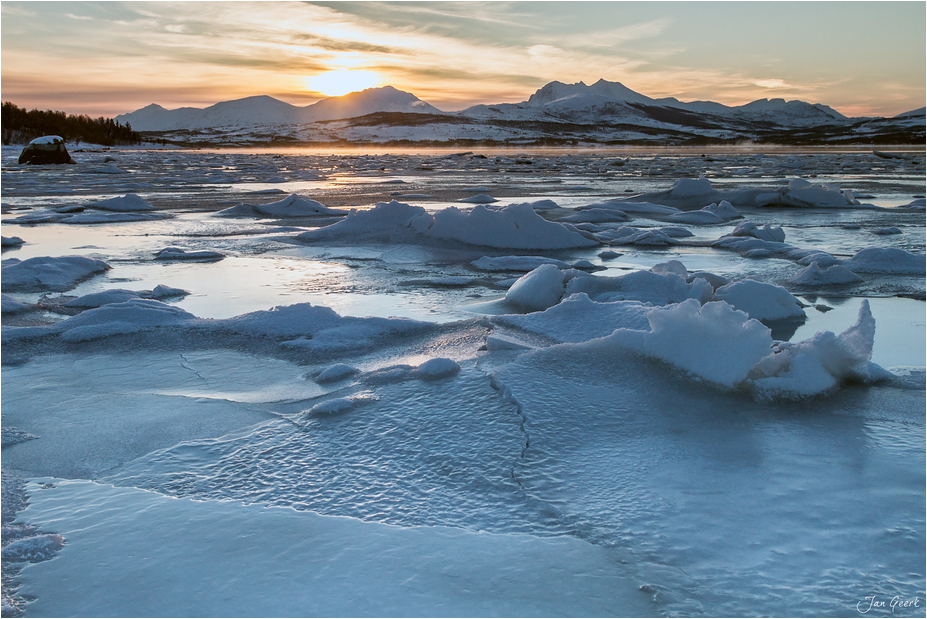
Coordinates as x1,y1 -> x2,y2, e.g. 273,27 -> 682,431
754,79 -> 791,89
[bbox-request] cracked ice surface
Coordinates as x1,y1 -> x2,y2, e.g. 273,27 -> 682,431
2,147 -> 924,617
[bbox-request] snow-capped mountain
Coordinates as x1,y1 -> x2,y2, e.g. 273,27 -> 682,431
116,87 -> 441,131
462,79 -> 847,127
116,79 -> 924,146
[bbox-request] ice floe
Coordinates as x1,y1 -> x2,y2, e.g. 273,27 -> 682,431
504,264 -> 566,312
842,247 -> 925,274
216,194 -> 348,218
295,201 -> 597,249
1,256 -> 110,292
790,262 -> 864,286
155,247 -> 225,262
85,193 -> 154,212
713,279 -> 806,321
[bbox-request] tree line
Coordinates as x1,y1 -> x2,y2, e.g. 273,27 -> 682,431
1,102 -> 141,146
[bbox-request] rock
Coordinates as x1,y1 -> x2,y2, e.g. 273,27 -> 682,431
18,136 -> 76,165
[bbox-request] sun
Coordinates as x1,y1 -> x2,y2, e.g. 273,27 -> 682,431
306,70 -> 382,97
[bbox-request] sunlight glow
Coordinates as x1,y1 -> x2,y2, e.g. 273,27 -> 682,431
306,70 -> 382,97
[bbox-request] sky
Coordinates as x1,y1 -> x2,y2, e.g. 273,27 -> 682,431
1,1 -> 924,118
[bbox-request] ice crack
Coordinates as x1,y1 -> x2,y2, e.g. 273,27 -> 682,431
178,353 -> 210,387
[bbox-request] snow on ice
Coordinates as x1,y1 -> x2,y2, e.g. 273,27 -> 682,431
1,147 -> 923,618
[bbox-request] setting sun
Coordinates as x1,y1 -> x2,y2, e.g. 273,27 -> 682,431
306,70 -> 381,97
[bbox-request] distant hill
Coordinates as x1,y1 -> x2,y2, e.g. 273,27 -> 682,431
116,86 -> 442,131
114,79 -> 925,146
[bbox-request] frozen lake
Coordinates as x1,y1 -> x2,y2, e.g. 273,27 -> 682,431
2,146 -> 924,617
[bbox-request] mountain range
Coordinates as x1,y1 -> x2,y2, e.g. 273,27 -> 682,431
115,79 -> 925,146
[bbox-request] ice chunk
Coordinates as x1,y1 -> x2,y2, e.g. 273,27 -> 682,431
85,194 -> 154,212
307,397 -> 357,416
53,299 -> 197,342
670,174 -> 714,198
485,335 -> 532,351
687,271 -> 730,291
730,221 -> 786,243
504,264 -> 566,312
790,262 -> 863,286
458,194 -> 498,204
155,247 -> 225,262
1,236 -> 25,247
471,256 -> 570,272
560,208 -> 630,224
1,256 -> 110,292
842,248 -> 925,274
416,358 -> 461,379
607,201 -> 681,216
253,194 -> 348,218
782,183 -> 857,208
149,284 -> 189,299
607,299 -> 774,388
651,260 -> 688,279
603,228 -> 676,246
496,293 -> 651,343
665,209 -> 724,225
871,227 -> 902,236
61,212 -> 170,224
566,269 -> 712,306
1,534 -> 65,563
750,301 -> 892,397
317,364 -> 360,383
713,280 -> 805,321
429,203 -> 597,249
295,200 -> 433,243
1,293 -> 31,314
7,212 -> 68,224
64,289 -> 144,309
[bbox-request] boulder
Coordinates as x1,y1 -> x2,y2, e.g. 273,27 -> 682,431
18,136 -> 76,165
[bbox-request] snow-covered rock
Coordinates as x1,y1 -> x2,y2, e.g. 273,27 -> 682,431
18,136 -> 74,165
